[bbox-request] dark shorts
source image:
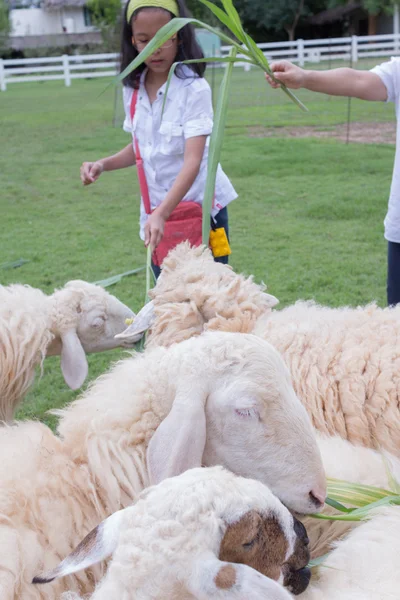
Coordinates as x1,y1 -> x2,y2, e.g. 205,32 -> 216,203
387,241 -> 400,306
151,206 -> 230,279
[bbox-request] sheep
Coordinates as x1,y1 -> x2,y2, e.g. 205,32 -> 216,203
34,466 -> 311,600
0,279 -> 137,422
302,433 -> 400,558
118,242 -> 400,456
300,505 -> 400,600
0,331 -> 326,600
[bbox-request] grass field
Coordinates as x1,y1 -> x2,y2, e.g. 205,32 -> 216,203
0,69 -> 396,425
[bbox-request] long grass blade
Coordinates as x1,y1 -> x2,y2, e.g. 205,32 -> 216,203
220,0 -> 245,38
145,245 -> 153,304
202,47 -> 237,244
92,266 -> 145,288
325,498 -> 354,513
1,258 -> 30,270
198,0 -> 244,43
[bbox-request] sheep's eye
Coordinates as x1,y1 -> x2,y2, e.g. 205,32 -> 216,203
242,538 -> 257,549
91,316 -> 106,329
235,408 -> 258,418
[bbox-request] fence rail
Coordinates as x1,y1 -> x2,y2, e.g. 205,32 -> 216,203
2,33 -> 400,91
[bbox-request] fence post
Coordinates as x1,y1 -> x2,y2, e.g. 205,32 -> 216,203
62,54 -> 71,87
297,38 -> 304,67
0,59 -> 6,92
351,35 -> 358,64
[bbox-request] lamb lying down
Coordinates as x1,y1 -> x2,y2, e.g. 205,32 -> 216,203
34,466 -> 311,600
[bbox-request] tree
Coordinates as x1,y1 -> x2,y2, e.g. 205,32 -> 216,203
235,0 -> 326,41
0,0 -> 10,52
328,0 -> 400,35
86,0 -> 123,51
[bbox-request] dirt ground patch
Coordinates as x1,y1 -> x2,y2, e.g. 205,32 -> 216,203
248,121 -> 396,144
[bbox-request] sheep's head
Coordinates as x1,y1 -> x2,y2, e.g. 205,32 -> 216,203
33,467 -> 311,599
146,331 -> 326,516
115,242 -> 279,348
48,280 -> 135,389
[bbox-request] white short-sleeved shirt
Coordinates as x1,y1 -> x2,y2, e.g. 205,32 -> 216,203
371,58 -> 400,242
123,66 -> 238,239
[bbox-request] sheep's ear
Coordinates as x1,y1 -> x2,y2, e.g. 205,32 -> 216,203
60,330 -> 88,390
147,388 -> 207,485
262,292 -> 279,308
32,510 -> 125,585
115,301 -> 155,341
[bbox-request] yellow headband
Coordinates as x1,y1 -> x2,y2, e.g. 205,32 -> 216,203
127,0 -> 179,24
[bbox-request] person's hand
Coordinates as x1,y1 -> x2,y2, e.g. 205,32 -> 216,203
80,161 -> 104,185
265,60 -> 306,90
144,210 -> 166,249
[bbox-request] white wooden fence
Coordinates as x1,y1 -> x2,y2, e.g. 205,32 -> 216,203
2,33 -> 400,91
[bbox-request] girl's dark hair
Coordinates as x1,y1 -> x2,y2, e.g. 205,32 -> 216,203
120,0 -> 205,88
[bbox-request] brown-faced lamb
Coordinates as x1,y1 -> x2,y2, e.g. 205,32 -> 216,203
34,466 -> 310,600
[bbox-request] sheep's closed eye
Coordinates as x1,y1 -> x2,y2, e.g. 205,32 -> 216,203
235,408 -> 259,419
242,538 -> 256,549
91,316 -> 106,329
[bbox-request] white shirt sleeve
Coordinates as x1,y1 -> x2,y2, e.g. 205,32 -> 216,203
370,57 -> 400,103
122,85 -> 134,133
182,78 -> 214,139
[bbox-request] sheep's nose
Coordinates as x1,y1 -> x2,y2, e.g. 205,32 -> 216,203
293,517 -> 309,545
309,486 -> 326,509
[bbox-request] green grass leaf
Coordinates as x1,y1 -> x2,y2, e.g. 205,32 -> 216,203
92,266 -> 145,288
198,0 -> 245,43
202,47 -> 237,243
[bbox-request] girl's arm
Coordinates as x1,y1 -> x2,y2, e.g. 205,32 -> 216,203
266,61 -> 388,101
144,136 -> 207,249
81,144 -> 136,185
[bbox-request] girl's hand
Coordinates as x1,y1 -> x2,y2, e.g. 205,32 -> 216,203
144,211 -> 166,249
265,61 -> 306,90
80,161 -> 104,185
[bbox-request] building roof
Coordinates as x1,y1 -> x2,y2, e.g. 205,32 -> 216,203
43,0 -> 87,8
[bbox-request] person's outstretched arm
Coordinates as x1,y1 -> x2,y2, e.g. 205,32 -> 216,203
266,60 -> 387,101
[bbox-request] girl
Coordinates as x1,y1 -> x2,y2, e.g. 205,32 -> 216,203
80,0 -> 237,278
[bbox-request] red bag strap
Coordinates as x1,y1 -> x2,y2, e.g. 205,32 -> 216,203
130,88 -> 152,215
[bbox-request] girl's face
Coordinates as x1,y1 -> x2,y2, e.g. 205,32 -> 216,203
132,9 -> 178,74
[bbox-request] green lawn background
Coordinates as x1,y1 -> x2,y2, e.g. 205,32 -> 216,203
0,65 -> 395,424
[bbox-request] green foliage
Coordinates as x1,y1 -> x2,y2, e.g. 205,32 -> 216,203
86,0 -> 123,51
328,0 -> 399,16
86,0 -> 122,27
235,0 -> 326,40
0,0 -> 10,51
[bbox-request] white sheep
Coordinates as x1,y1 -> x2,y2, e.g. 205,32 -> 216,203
34,466 -> 311,600
303,433 -> 400,558
301,504 -> 400,600
0,331 -> 326,599
0,279 -> 137,422
118,243 -> 400,456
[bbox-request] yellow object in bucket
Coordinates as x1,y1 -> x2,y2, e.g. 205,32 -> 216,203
125,317 -> 135,325
209,227 -> 231,258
